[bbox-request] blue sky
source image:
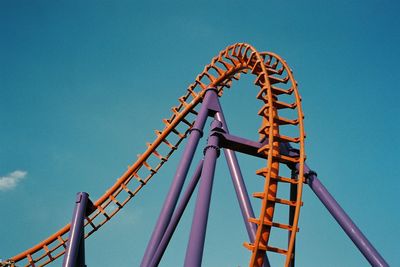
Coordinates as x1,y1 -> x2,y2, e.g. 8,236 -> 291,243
1,1 -> 399,266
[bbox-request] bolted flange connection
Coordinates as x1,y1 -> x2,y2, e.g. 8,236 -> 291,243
203,120 -> 224,157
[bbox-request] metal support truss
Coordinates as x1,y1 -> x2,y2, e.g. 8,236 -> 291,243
62,192 -> 94,267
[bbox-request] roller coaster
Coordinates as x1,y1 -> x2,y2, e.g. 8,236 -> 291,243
1,43 -> 388,267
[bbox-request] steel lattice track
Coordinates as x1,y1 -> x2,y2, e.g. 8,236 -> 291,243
3,43 -> 305,267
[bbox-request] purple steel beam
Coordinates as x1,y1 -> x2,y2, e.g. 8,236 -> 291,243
306,172 -> 389,267
149,160 -> 204,267
219,133 -> 264,158
200,130 -> 388,266
184,120 -> 221,267
141,88 -> 218,267
214,111 -> 257,240
215,111 -> 271,267
216,131 -> 268,159
77,238 -> 85,267
62,192 -> 91,267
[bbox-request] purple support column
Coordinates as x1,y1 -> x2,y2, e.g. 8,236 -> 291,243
149,160 -> 204,267
141,88 -> 218,267
215,104 -> 270,267
307,173 -> 389,267
215,112 -> 257,240
184,120 -> 221,267
63,192 -> 90,267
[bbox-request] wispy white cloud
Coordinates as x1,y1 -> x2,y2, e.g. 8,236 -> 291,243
0,170 -> 27,191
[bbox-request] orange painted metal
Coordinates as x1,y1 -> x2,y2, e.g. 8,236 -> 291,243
4,43 -> 305,267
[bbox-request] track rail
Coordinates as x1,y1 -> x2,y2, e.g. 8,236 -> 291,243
4,43 -> 305,267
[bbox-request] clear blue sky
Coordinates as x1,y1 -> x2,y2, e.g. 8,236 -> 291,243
1,1 -> 399,266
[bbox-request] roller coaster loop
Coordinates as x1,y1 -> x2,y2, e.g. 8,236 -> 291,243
1,43 -> 389,267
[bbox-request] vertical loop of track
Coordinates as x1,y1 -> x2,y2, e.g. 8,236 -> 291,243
243,51 -> 305,267
4,43 -> 305,267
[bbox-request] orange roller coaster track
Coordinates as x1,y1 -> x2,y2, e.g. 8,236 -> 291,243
2,43 -> 388,267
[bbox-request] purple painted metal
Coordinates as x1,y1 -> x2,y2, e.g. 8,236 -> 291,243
219,132 -> 388,266
141,88 -> 218,267
149,160 -> 204,267
184,120 -> 221,267
306,172 -> 389,267
215,111 -> 271,267
141,83 -> 388,267
214,112 -> 257,240
218,131 -> 266,159
62,192 -> 90,267
185,126 -> 388,266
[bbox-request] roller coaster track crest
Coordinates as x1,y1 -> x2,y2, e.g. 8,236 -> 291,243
2,43 -> 388,267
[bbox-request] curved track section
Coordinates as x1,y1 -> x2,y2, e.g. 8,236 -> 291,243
4,43 -> 305,267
